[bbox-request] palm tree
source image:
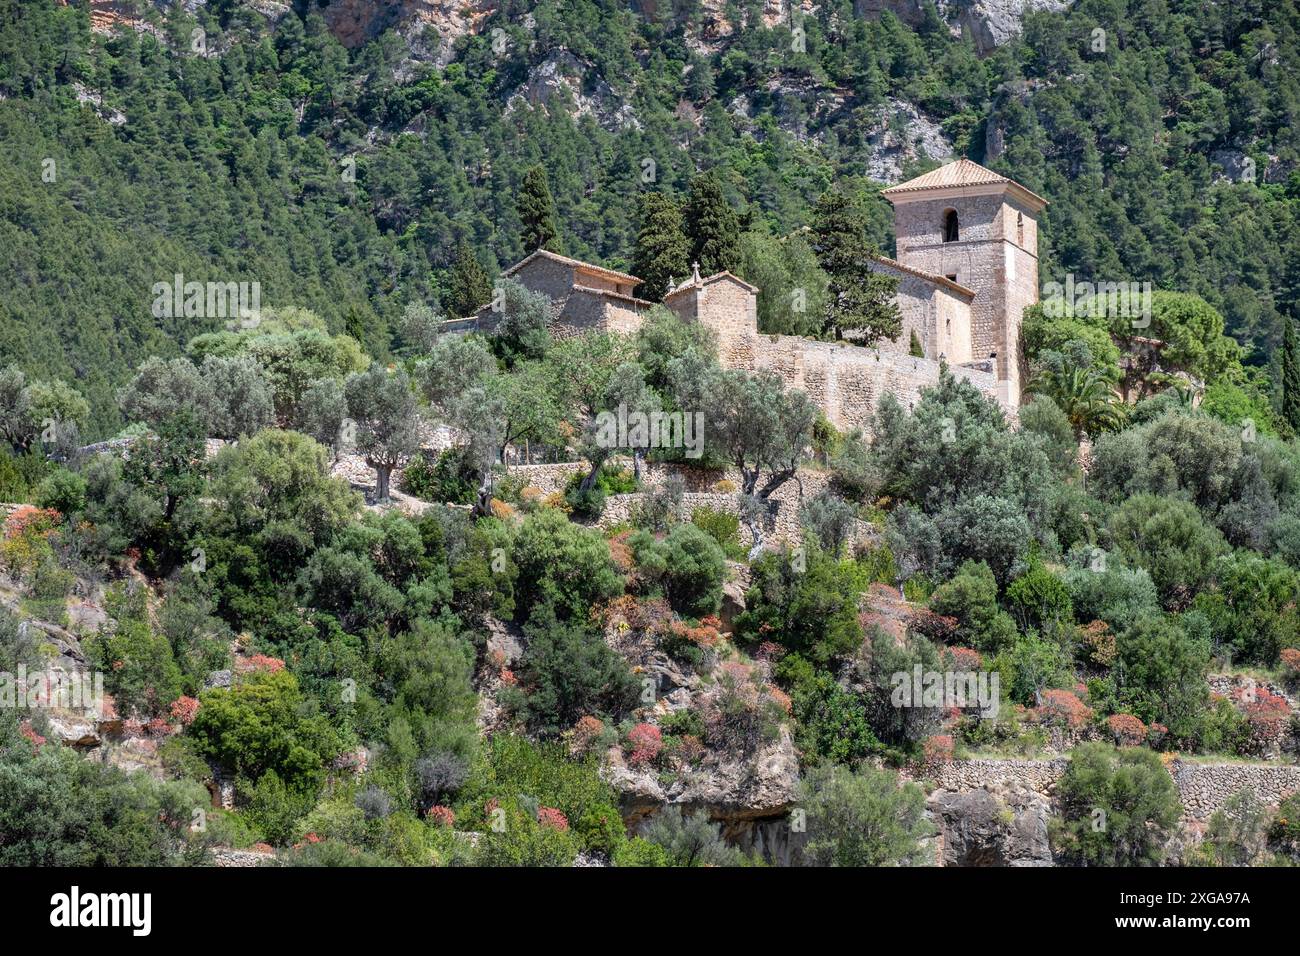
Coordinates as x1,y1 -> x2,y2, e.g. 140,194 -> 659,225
1027,366 -> 1126,439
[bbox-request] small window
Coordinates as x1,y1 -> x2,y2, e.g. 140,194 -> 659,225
942,209 -> 960,243
1017,211 -> 1024,246
946,274 -> 957,283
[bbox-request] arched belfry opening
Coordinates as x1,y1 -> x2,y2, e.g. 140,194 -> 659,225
942,208 -> 960,243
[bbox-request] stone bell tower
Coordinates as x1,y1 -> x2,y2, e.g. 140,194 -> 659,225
882,158 -> 1047,407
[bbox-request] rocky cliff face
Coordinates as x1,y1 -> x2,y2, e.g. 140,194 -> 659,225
928,783 -> 1054,865
321,0 -> 497,68
855,0 -> 1072,55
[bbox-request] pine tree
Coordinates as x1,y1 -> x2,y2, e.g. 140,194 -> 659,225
809,190 -> 901,344
630,192 -> 691,300
1284,313 -> 1300,430
684,172 -> 741,275
517,166 -> 563,254
447,240 -> 493,318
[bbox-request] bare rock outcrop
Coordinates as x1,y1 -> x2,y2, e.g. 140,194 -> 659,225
928,782 -> 1054,866
855,0 -> 1071,56
321,0 -> 497,69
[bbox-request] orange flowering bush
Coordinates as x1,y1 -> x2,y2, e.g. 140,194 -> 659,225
1281,648 -> 1300,679
239,653 -> 285,674
1080,620 -> 1116,667
1106,713 -> 1147,747
767,685 -> 793,715
1237,686 -> 1291,755
1035,689 -> 1093,729
169,695 -> 200,726
426,805 -> 455,828
569,715 -> 605,756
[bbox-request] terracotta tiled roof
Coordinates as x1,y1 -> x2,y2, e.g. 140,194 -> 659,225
502,248 -> 641,285
870,255 -> 975,298
570,284 -> 655,307
881,158 -> 1048,208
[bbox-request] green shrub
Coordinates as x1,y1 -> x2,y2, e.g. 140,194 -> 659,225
511,509 -> 622,621
456,735 -> 627,856
1050,742 -> 1182,866
631,522 -> 726,616
498,604 -> 639,736
736,545 -> 863,665
796,763 -> 934,866
401,447 -> 478,505
691,506 -> 745,560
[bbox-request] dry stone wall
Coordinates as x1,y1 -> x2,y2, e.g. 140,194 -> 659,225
717,332 -> 1002,432
918,758 -> 1300,822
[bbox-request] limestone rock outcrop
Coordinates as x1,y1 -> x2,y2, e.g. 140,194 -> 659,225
929,783 -> 1054,866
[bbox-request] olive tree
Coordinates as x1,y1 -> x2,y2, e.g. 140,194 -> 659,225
343,363 -> 421,503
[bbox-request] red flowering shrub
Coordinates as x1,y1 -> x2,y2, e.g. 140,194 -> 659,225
1237,686 -> 1291,755
145,716 -> 172,736
18,720 -> 45,751
169,695 -> 200,726
767,685 -> 793,715
1281,648 -> 1300,679
1106,713 -> 1147,747
607,531 -> 636,574
238,654 -> 285,674
944,647 -> 983,670
499,667 -> 518,686
754,641 -> 785,662
627,722 -> 663,766
536,806 -> 569,831
426,805 -> 455,828
1035,689 -> 1093,729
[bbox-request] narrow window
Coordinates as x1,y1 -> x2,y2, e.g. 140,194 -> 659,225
942,209 -> 959,243
1017,211 -> 1024,247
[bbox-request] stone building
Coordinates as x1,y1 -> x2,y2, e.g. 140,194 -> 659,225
447,158 -> 1046,429
448,249 -> 652,336
881,158 -> 1048,405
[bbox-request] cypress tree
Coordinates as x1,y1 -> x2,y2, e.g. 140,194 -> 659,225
683,172 -> 742,275
809,190 -> 901,344
517,165 -> 563,254
1284,313 -> 1300,430
447,240 -> 493,318
630,192 -> 691,300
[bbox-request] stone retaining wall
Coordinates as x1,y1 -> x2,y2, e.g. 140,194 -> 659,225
917,757 -> 1300,821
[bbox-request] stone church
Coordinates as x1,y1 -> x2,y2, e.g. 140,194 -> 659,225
450,158 -> 1046,430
